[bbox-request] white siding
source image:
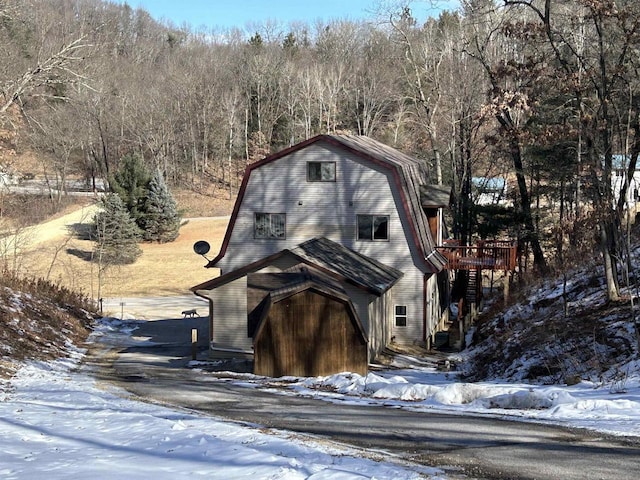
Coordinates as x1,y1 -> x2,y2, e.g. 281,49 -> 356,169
207,277 -> 252,351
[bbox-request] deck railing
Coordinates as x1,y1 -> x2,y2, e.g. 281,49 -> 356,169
438,239 -> 517,271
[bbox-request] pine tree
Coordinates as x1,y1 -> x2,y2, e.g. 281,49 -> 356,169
93,193 -> 142,265
140,168 -> 181,243
109,154 -> 151,226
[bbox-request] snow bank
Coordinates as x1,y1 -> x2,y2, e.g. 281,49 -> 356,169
292,367 -> 640,438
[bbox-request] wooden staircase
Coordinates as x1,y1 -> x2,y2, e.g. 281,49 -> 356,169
466,268 -> 480,306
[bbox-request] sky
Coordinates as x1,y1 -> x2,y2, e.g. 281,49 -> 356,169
122,0 -> 461,31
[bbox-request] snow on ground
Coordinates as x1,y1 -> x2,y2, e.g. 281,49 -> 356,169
198,348 -> 640,439
0,321 -> 443,480
3,316 -> 640,480
256,355 -> 640,439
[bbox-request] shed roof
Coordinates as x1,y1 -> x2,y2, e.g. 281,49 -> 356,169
291,237 -> 402,294
258,265 -> 351,304
420,184 -> 451,208
206,134 -> 447,273
192,237 -> 402,296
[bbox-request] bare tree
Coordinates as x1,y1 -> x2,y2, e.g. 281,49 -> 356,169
500,0 -> 640,298
391,7 -> 447,184
0,36 -> 91,117
464,2 -> 549,272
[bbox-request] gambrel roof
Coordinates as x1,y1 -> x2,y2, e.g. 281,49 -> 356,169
207,134 -> 447,273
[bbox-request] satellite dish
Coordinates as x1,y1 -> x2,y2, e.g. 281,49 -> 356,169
193,240 -> 211,256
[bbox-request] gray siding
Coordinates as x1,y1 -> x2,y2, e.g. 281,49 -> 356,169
342,285 -> 377,360
218,142 -> 419,274
368,290 -> 391,360
207,277 -> 252,351
425,273 -> 440,346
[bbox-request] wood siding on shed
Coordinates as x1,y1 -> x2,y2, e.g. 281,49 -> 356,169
254,290 -> 367,377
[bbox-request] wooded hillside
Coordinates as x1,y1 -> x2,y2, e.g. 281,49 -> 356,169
2,0 -> 640,305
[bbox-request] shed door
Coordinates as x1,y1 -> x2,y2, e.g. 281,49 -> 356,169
254,290 -> 367,377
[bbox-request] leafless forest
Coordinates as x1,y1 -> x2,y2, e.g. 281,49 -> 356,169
2,0 -> 640,301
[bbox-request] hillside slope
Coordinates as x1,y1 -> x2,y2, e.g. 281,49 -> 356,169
463,241 -> 640,385
0,275 -> 95,379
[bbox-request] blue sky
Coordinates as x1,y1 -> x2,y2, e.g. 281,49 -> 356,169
123,0 -> 460,31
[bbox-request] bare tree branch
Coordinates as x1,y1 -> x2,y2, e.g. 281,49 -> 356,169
0,36 -> 91,116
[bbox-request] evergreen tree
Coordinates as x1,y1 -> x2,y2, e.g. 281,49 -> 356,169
109,154 -> 151,226
140,168 -> 181,242
93,193 -> 142,265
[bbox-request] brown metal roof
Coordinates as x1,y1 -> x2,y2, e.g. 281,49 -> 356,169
265,265 -> 349,303
192,237 -> 402,296
420,184 -> 451,208
291,237 -> 403,294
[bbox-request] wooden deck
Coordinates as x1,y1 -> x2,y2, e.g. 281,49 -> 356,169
439,240 -> 517,272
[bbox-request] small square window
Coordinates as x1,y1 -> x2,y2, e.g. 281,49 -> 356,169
395,305 -> 407,327
254,213 -> 286,239
307,162 -> 336,182
357,214 -> 389,241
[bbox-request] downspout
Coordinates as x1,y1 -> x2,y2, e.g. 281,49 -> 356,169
423,274 -> 428,346
208,298 -> 214,347
195,290 -> 214,349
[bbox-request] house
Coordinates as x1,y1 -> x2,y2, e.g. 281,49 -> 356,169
611,154 -> 640,208
472,176 -> 509,206
192,134 -> 449,376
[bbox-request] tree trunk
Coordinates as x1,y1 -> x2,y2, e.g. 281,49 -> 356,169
599,219 -> 620,302
509,135 -> 548,273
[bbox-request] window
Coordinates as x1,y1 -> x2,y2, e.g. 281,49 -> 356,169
254,213 -> 286,239
395,305 -> 407,327
357,215 -> 389,241
307,162 -> 336,182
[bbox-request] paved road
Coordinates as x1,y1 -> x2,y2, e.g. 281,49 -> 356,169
86,312 -> 640,480
100,295 -> 209,320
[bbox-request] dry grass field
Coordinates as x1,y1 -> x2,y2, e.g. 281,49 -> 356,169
11,194 -> 233,299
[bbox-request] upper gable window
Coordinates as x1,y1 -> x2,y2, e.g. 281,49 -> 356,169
254,213 -> 286,239
357,214 -> 389,241
307,162 -> 336,182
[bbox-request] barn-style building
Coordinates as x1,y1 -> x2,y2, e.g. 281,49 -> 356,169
192,134 -> 450,377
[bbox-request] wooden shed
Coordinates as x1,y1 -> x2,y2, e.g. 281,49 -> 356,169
251,267 -> 368,377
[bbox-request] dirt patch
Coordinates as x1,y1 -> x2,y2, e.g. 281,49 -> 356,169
0,275 -> 95,380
